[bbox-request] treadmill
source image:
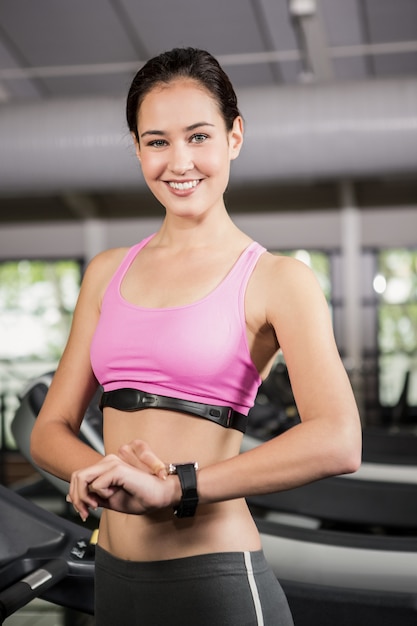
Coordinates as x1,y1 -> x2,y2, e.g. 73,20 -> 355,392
0,483 -> 94,623
5,371 -> 417,625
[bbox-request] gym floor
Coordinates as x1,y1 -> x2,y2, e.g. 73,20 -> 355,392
5,598 -> 64,626
5,599 -> 95,625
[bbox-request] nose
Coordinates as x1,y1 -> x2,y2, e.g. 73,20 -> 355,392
168,143 -> 194,176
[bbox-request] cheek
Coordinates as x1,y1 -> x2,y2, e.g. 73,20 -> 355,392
140,154 -> 164,180
201,144 -> 229,174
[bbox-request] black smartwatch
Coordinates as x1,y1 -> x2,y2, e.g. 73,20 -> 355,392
168,462 -> 199,518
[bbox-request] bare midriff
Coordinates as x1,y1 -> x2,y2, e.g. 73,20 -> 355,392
97,406 -> 262,561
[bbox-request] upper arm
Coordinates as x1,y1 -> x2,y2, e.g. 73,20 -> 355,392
35,248 -> 125,433
266,256 -> 358,423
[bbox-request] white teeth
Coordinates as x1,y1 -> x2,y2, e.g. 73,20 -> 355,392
168,180 -> 198,190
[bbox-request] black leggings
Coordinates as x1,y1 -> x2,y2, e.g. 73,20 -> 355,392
95,546 -> 294,626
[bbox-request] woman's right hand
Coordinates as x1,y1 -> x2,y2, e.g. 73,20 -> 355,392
67,453 -> 177,521
117,439 -> 168,480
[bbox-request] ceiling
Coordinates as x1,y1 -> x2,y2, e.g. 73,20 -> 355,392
0,0 -> 416,222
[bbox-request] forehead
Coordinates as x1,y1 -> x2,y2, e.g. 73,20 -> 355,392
137,79 -> 222,127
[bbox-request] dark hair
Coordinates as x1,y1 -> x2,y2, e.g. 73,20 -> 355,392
126,47 -> 241,142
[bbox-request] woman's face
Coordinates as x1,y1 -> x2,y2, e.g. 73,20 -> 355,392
134,79 -> 243,219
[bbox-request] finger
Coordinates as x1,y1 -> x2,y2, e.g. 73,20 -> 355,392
133,441 -> 166,477
65,493 -> 78,514
119,441 -> 167,479
68,477 -> 89,521
66,492 -> 89,521
147,456 -> 167,480
117,441 -> 146,469
72,476 -> 101,510
69,464 -> 110,520
88,482 -> 119,499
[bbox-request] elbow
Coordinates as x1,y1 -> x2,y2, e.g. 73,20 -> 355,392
333,427 -> 362,477
326,448 -> 361,479
30,428 -> 40,466
30,422 -> 46,469
338,449 -> 362,476
320,416 -> 362,478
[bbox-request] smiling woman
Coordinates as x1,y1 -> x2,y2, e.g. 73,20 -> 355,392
129,78 -> 243,221
30,47 -> 361,626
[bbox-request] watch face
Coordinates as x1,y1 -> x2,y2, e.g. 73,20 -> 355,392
168,462 -> 199,475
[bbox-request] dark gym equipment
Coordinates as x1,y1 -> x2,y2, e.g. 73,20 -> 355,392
0,483 -> 94,624
4,372 -> 417,625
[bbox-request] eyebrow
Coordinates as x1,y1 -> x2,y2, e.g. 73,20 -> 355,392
140,121 -> 215,139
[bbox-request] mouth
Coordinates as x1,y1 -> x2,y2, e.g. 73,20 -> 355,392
167,179 -> 200,191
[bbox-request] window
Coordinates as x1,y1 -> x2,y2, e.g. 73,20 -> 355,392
376,249 -> 417,408
0,259 -> 82,449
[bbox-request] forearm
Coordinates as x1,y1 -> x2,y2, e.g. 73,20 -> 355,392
31,420 -> 103,482
107,415 -> 361,515
196,417 -> 361,506
66,411 -> 361,520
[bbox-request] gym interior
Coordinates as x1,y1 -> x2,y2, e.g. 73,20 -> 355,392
0,1 -> 416,625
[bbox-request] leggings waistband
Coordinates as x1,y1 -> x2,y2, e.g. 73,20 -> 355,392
95,545 -> 269,581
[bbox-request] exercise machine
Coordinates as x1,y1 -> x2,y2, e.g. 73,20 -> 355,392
0,483 -> 94,624
6,372 -> 417,625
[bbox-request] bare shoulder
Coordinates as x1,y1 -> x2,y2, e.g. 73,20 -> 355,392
257,250 -> 323,296
260,250 -> 315,276
255,251 -> 329,326
85,247 -> 130,277
61,247 -> 130,353
81,247 -> 129,297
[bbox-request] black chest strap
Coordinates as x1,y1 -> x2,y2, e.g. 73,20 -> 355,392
99,388 -> 247,433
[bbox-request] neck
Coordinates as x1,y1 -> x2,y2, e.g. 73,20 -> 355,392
154,207 -> 243,250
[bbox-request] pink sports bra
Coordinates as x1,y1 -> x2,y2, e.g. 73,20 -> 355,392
90,235 -> 266,416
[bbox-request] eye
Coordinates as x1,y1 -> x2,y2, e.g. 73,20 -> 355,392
147,139 -> 168,148
190,133 -> 208,144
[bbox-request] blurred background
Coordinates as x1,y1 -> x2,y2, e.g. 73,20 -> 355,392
0,0 -> 416,473
0,2 -> 416,623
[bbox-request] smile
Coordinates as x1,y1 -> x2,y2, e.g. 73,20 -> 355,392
168,180 -> 199,191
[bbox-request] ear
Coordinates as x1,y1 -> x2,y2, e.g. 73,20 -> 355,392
131,132 -> 141,163
228,116 -> 244,161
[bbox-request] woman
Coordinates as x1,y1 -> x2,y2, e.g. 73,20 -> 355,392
31,47 -> 361,625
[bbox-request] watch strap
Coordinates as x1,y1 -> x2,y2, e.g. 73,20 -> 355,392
174,463 -> 199,518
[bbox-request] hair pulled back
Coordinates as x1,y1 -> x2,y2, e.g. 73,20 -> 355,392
126,47 -> 241,141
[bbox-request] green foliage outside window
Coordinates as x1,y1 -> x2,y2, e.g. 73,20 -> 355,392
0,259 -> 81,449
0,260 -> 80,361
377,249 -> 417,407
